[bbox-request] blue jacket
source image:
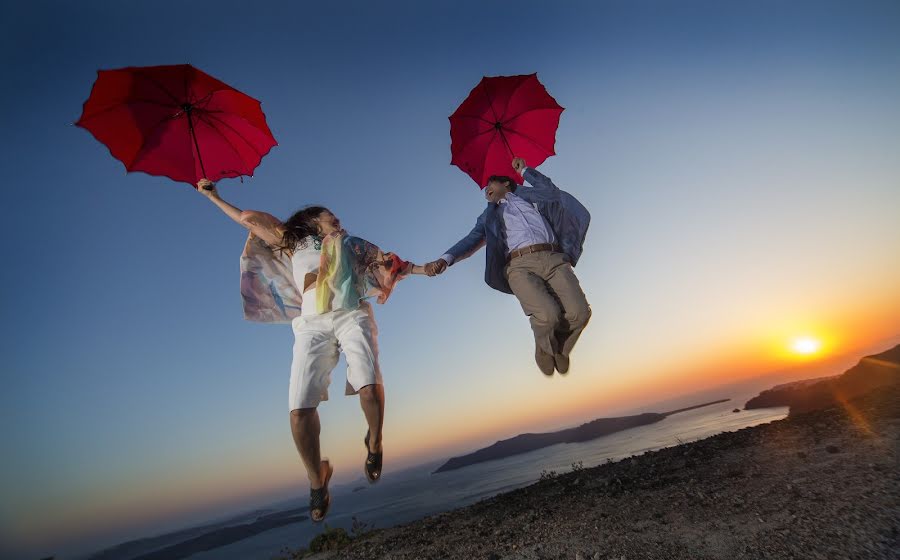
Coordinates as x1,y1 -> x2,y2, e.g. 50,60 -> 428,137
444,168 -> 591,294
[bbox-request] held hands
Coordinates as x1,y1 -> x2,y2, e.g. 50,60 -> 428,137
424,259 -> 448,277
512,157 -> 527,176
196,178 -> 219,198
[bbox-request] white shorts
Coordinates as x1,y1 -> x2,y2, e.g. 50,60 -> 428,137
289,302 -> 382,410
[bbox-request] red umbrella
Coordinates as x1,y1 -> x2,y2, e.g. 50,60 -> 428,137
76,64 -> 277,186
449,73 -> 563,189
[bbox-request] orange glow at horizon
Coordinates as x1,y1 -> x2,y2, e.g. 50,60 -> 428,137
17,306 -> 899,555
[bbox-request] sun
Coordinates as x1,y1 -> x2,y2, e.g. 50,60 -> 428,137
791,336 -> 822,356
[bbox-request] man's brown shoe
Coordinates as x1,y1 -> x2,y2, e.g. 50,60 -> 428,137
554,353 -> 570,374
535,348 -> 555,376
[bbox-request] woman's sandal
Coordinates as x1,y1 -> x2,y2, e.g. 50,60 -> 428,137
364,431 -> 383,483
309,459 -> 334,523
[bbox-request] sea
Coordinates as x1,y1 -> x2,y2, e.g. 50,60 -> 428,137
178,397 -> 788,559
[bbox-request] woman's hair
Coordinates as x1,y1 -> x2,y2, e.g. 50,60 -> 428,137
275,205 -> 328,254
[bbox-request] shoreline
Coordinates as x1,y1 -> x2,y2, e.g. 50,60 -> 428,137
304,384 -> 899,559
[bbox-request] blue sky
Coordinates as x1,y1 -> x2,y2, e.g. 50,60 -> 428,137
2,1 -> 900,558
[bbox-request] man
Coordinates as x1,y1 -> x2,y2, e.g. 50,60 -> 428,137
426,158 -> 591,375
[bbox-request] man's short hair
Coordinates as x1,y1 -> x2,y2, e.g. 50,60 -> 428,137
487,175 -> 518,192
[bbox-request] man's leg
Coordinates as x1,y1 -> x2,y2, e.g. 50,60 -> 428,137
545,253 -> 592,364
358,384 -> 385,453
506,254 -> 562,374
290,408 -> 324,488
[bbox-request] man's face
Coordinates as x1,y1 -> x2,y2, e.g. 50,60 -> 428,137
485,179 -> 511,204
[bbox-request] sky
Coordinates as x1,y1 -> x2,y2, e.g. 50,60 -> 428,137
2,0 -> 900,558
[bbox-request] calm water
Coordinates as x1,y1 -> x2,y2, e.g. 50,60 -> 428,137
183,398 -> 787,559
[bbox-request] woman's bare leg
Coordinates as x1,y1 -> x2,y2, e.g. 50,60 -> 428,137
290,408 -> 324,488
358,384 -> 385,453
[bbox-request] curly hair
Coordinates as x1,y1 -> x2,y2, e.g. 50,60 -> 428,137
275,205 -> 328,255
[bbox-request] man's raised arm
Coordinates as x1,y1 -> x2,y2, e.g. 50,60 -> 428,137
513,157 -> 560,202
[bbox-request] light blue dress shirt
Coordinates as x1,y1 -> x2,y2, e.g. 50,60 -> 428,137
496,191 -> 556,252
441,168 -> 554,265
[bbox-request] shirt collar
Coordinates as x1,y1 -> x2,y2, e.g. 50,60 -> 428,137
499,192 -> 519,204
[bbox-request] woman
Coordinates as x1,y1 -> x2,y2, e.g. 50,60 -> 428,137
196,178 -> 424,522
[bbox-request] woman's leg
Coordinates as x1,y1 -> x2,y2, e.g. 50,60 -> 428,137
334,304 -> 386,479
292,408 -> 333,522
288,315 -> 339,497
290,408 -> 324,487
358,384 -> 385,453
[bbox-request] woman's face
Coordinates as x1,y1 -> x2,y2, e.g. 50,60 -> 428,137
315,210 -> 341,235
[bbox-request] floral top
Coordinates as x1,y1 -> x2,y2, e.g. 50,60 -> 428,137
239,211 -> 410,323
317,230 -> 410,313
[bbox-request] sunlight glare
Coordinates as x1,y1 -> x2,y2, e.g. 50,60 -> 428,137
791,336 -> 822,355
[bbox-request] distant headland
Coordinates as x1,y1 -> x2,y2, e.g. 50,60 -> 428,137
433,399 -> 730,473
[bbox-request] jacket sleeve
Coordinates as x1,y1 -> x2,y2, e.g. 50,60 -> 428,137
444,210 -> 488,265
520,167 -> 561,202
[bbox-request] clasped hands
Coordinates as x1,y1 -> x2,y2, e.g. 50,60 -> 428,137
423,259 -> 448,277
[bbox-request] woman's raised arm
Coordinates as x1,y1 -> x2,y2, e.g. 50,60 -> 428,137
196,179 -> 284,247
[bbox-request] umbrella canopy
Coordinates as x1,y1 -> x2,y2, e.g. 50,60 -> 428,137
76,64 -> 277,185
449,73 -> 563,188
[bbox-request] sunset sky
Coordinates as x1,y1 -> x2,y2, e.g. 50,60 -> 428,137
2,1 -> 900,558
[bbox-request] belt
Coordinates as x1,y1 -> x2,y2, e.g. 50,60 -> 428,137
507,243 -> 559,261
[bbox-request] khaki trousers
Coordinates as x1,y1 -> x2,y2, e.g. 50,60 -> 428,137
504,251 -> 591,358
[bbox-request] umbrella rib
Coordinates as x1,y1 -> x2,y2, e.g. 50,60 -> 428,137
451,114 -> 495,125
450,127 -> 497,161
501,106 -> 562,126
497,78 -> 529,122
183,65 -> 191,104
480,80 -> 516,156
125,113 -> 185,170
480,81 -> 502,123
195,113 -> 256,171
197,114 -> 251,166
131,70 -> 182,105
77,99 -> 178,124
470,130 -> 513,183
199,111 -> 265,158
502,127 -> 555,154
193,91 -> 215,110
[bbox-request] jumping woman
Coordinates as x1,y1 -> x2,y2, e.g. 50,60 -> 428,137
196,178 -> 425,522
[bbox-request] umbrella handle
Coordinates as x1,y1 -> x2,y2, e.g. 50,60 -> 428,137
497,128 -> 527,178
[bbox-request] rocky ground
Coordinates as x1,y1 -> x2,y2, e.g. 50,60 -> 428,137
306,383 -> 899,560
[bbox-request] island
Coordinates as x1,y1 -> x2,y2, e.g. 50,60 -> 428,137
433,399 -> 729,473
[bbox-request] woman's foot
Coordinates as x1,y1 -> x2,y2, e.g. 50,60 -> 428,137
364,431 -> 383,483
309,459 -> 333,523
